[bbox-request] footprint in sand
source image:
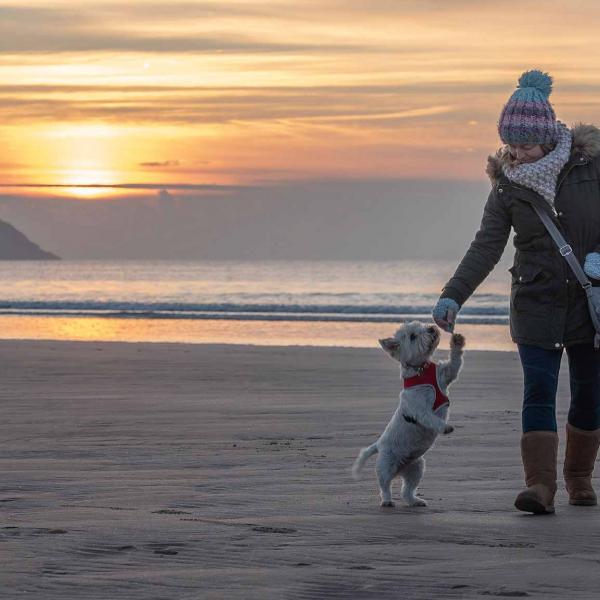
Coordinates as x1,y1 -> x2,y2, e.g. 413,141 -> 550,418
480,590 -> 530,598
152,509 -> 191,515
2,526 -> 67,538
146,541 -> 186,556
76,544 -> 137,557
252,526 -> 297,534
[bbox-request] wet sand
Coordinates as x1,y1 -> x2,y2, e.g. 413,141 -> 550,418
2,339 -> 600,599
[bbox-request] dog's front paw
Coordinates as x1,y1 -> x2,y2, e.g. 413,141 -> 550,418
443,425 -> 454,435
380,501 -> 395,508
450,333 -> 465,349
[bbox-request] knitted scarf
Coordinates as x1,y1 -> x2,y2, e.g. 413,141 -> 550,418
501,120 -> 572,206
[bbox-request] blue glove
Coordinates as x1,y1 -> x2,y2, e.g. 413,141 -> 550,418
432,297 -> 460,332
584,252 -> 600,280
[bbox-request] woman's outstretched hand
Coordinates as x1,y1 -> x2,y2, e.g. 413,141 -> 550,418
432,298 -> 460,333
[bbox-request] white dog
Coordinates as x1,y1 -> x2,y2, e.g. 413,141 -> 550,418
352,321 -> 465,507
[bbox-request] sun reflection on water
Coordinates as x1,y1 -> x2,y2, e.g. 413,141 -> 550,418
0,315 -> 514,351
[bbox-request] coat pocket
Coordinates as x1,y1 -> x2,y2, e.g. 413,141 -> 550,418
509,263 -> 543,284
509,264 -> 546,311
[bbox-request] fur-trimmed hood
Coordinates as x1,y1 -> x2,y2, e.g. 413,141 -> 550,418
486,122 -> 600,183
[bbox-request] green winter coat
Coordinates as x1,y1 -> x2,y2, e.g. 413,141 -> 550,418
441,123 -> 600,350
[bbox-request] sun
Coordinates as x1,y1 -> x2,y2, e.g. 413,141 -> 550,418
60,169 -> 118,199
41,124 -> 122,199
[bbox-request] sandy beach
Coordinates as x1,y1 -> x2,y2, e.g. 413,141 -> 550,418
2,339 -> 600,599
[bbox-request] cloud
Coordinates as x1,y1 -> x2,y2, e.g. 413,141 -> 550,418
4,77 -> 599,127
0,1 -> 555,26
0,2 -> 539,56
0,6 -> 89,27
0,33 -> 377,55
10,80 -> 600,101
0,84 -> 471,125
3,76 -> 596,129
0,2 -> 315,26
0,3 -> 386,54
140,160 -> 181,168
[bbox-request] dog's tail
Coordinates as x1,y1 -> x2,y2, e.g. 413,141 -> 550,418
352,443 -> 378,479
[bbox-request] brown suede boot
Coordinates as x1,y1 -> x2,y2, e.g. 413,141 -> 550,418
564,424 -> 600,506
514,431 -> 558,514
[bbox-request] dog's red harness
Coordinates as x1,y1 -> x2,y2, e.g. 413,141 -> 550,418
403,361 -> 449,411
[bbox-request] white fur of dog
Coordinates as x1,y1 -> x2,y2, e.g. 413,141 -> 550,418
352,321 -> 465,507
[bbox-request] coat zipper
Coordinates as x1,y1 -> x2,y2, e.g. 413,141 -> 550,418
554,161 -> 578,204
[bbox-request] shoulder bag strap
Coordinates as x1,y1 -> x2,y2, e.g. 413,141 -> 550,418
531,203 -> 600,348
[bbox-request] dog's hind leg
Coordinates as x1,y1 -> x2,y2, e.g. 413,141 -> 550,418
401,458 -> 427,507
376,454 -> 396,507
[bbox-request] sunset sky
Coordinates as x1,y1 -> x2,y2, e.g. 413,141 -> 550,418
2,0 -> 600,201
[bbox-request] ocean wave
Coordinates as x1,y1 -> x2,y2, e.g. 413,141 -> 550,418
0,300 -> 508,324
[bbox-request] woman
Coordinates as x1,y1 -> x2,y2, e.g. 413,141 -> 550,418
432,70 -> 600,515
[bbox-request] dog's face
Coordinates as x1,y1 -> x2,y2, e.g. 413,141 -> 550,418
379,321 -> 440,365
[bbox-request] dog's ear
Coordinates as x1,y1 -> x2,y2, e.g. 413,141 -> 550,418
379,337 -> 400,355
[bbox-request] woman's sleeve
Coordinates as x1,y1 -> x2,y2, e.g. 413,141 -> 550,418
440,188 -> 512,306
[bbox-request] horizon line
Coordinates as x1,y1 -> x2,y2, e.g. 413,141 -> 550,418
0,176 -> 489,192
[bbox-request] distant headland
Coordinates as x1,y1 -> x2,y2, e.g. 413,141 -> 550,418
0,219 -> 59,260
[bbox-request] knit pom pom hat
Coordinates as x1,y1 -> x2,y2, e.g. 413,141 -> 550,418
498,70 -> 559,145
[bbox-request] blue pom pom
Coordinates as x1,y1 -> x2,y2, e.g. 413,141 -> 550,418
517,70 -> 553,98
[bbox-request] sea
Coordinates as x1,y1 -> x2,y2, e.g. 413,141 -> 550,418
0,259 -> 514,350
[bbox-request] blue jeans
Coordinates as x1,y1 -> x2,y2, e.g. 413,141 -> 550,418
518,343 -> 600,433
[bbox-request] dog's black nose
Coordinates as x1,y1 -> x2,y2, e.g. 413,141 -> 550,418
427,326 -> 436,334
